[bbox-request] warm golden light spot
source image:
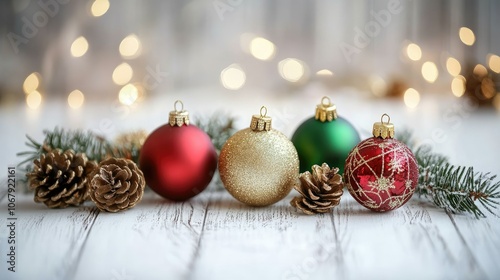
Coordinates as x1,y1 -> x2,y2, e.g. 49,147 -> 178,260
473,64 -> 488,78
119,84 -> 139,105
279,58 -> 305,82
71,36 -> 89,57
421,61 -> 439,83
459,27 -> 475,46
488,54 -> 500,73
493,94 -> 500,111
26,90 -> 42,109
91,0 -> 110,17
316,69 -> 333,76
406,43 -> 422,61
446,57 -> 461,76
404,88 -> 420,108
119,34 -> 142,58
481,78 -> 495,99
23,72 -> 40,94
68,90 -> 85,109
220,64 -> 246,90
250,37 -> 276,61
369,76 -> 387,97
112,63 -> 133,85
451,76 -> 466,97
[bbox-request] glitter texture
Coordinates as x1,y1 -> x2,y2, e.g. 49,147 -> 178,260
344,137 -> 418,212
219,128 -> 300,206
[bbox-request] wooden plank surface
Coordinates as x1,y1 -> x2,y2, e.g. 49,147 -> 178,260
331,197 -> 487,279
0,194 -> 99,280
446,209 -> 500,280
73,190 -> 211,280
188,191 -> 339,280
1,184 -> 500,279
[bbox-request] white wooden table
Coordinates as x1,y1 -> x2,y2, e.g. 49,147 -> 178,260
1,88 -> 500,279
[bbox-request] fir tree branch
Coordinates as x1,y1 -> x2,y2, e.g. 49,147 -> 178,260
17,127 -> 116,172
192,112 -> 237,151
398,129 -> 500,218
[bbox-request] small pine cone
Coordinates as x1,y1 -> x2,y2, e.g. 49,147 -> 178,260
28,150 -> 97,208
89,158 -> 145,212
290,163 -> 344,215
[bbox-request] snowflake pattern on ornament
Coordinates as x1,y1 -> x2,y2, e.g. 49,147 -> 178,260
368,176 -> 395,192
344,137 -> 419,212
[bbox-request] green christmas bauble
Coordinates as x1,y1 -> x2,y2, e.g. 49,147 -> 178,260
291,97 -> 360,174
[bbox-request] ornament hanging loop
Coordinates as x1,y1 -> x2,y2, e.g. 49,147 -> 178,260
174,100 -> 184,112
260,106 -> 268,117
251,105 -> 272,131
169,100 -> 190,127
381,113 -> 390,124
373,113 -> 394,139
321,96 -> 332,106
315,96 -> 337,122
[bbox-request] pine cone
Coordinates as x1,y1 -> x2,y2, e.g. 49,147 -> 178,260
290,163 -> 344,215
28,150 -> 97,208
89,157 -> 145,212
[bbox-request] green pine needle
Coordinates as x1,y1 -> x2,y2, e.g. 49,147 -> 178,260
192,112 -> 237,151
398,129 -> 500,218
17,127 -> 116,171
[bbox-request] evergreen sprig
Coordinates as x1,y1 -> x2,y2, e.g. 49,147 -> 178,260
17,127 -> 114,170
192,112 -> 237,151
399,129 -> 500,218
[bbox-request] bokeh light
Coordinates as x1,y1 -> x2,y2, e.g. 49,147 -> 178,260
446,57 -> 461,76
71,36 -> 89,57
406,43 -> 422,61
421,61 -> 438,83
481,78 -> 495,99
249,37 -> 276,61
316,69 -> 333,76
119,84 -> 139,105
369,75 -> 387,97
23,72 -> 40,94
451,76 -> 466,97
493,94 -> 500,111
91,0 -> 110,17
119,34 -> 142,59
278,58 -> 306,82
488,54 -> 500,73
220,64 -> 246,90
459,27 -> 475,46
26,90 -> 42,109
473,64 -> 488,78
68,90 -> 85,109
112,63 -> 134,85
404,88 -> 420,108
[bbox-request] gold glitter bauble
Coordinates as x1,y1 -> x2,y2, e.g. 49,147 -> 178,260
219,108 -> 299,206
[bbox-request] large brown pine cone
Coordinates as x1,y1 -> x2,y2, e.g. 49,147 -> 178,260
28,150 -> 97,208
290,163 -> 344,215
89,157 -> 145,212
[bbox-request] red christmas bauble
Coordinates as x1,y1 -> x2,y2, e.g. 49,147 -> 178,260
344,137 -> 418,211
139,124 -> 217,201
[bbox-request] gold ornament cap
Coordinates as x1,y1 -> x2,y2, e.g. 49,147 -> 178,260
315,96 -> 338,122
250,106 -> 272,131
169,100 -> 190,127
372,114 -> 395,139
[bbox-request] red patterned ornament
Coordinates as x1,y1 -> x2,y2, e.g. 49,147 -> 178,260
139,101 -> 217,201
344,114 -> 418,212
